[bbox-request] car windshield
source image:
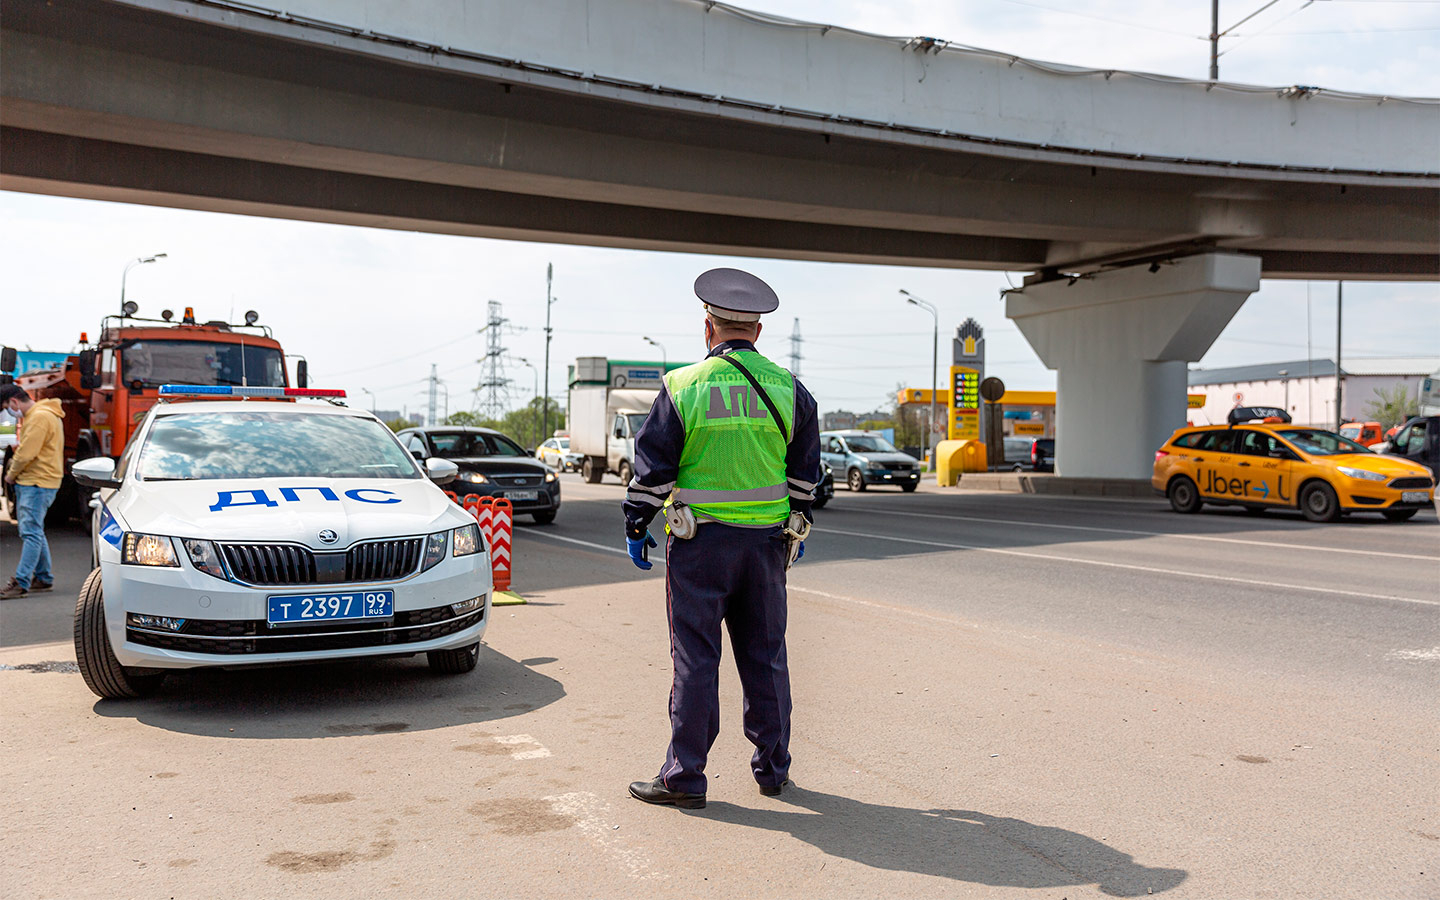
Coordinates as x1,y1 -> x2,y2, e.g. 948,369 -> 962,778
121,339 -> 285,388
557,438 -> 570,450
1275,429 -> 1371,456
625,414 -> 648,435
138,411 -> 419,480
429,431 -> 526,458
845,435 -> 898,453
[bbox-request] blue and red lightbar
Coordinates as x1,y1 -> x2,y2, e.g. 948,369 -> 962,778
158,385 -> 346,398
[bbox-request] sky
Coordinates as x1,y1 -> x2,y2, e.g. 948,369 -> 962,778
2,0 -> 1437,423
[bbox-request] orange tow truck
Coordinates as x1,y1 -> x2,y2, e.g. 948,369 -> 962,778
1338,421 -> 1385,447
2,305 -> 303,526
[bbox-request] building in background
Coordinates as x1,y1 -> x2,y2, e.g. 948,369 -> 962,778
1187,358 -> 1440,427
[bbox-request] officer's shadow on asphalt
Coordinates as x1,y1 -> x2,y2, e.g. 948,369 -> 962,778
89,645 -> 564,739
704,787 -> 1186,897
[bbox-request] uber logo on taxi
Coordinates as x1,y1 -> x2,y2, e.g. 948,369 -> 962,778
1201,469 -> 1291,503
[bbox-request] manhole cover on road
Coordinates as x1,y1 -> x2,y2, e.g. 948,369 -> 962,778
0,660 -> 80,674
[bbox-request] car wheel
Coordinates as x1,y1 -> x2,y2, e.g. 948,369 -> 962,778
531,510 -> 556,525
1299,481 -> 1341,523
582,457 -> 603,484
1382,508 -> 1418,522
847,469 -> 866,492
1167,476 -> 1202,514
428,641 -> 480,674
617,460 -> 632,486
900,482 -> 918,493
73,568 -> 163,700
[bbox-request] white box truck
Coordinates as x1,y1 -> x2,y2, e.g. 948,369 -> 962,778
568,357 -> 670,484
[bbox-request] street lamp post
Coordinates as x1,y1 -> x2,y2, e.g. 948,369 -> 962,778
120,253 -> 167,316
643,336 -> 667,370
899,290 -> 939,470
541,264 -> 557,442
516,357 -> 540,448
1277,370 -> 1289,415
360,387 -> 376,413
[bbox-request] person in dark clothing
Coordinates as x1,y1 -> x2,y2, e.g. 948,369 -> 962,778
623,268 -> 821,810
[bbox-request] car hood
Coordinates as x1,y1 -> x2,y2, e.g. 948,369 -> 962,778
1325,454 -> 1432,478
850,451 -> 918,465
110,477 -> 466,548
442,456 -> 552,474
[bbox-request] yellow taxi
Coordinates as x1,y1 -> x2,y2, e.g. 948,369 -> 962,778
1153,407 -> 1435,522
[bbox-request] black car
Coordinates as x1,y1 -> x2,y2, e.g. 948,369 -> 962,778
813,464 -> 836,509
396,426 -> 560,523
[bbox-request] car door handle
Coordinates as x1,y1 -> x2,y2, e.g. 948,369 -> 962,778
1191,457 -> 1204,462
1237,461 -> 1251,467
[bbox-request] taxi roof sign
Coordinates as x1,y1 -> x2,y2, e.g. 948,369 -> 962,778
158,385 -> 346,399
1227,406 -> 1291,425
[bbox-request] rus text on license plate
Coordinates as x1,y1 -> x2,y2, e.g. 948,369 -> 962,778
1400,490 -> 1429,503
267,590 -> 393,625
506,490 -> 539,501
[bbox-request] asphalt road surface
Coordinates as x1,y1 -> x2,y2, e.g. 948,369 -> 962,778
2,477 -> 1436,899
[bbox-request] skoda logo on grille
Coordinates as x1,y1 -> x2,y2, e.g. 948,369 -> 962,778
317,529 -> 338,544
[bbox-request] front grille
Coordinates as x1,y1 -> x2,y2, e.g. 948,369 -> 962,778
127,603 -> 485,655
1389,477 -> 1432,490
494,475 -> 543,487
346,538 -> 422,582
220,538 -> 422,585
221,543 -> 317,585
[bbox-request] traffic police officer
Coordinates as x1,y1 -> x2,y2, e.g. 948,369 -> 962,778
623,268 -> 821,810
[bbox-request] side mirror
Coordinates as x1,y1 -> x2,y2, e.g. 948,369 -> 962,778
425,457 -> 458,485
73,456 -> 120,489
295,359 -> 309,389
77,349 -> 100,390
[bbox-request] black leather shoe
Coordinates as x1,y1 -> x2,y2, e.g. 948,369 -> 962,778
628,778 -> 705,809
759,779 -> 791,797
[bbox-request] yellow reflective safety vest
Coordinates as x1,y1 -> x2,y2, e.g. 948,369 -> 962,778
664,350 -> 795,526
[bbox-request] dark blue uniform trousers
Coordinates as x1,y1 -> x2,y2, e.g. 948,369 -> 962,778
660,522 -> 792,795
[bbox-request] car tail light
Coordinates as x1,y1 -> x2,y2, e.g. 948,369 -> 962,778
1155,450 -> 1170,461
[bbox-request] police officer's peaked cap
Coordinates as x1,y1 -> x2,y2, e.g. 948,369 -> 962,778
694,268 -> 779,323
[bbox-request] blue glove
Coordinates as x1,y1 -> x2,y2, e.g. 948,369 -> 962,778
627,532 -> 658,570
796,541 -> 805,562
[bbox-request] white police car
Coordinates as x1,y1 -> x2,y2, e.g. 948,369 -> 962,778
71,386 -> 492,699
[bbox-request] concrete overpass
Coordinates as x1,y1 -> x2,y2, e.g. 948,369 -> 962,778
3,0 -> 1437,477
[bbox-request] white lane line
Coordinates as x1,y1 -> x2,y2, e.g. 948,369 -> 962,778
1386,647 -> 1440,661
525,531 -> 668,566
545,791 -> 667,881
493,734 -> 553,759
832,506 -> 1437,562
817,526 -> 1440,608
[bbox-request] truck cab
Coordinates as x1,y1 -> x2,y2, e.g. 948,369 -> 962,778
606,409 -> 649,484
3,306 -> 296,525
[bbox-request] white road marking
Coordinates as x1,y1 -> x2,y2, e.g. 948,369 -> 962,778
835,506 -> 1438,562
493,734 -> 552,759
544,791 -> 666,880
526,531 -> 668,566
1386,647 -> 1440,661
818,526 -> 1440,608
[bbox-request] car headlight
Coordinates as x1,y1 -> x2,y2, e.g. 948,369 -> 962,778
1336,466 -> 1386,482
544,471 -> 557,482
421,531 -> 449,571
182,538 -> 227,579
122,532 -> 180,567
453,523 -> 481,557
458,471 -> 488,484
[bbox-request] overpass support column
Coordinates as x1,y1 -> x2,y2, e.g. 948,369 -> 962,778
1006,253 -> 1261,479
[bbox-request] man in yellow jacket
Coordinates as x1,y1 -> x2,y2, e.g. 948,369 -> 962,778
2,385 -> 64,600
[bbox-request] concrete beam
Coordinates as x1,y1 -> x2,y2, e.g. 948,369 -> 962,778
1007,253 -> 1263,479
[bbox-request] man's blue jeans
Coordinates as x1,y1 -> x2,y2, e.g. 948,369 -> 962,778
13,484 -> 57,589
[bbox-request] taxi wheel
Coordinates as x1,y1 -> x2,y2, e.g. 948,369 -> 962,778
1382,508 -> 1418,522
428,641 -> 480,674
1300,481 -> 1341,523
1167,476 -> 1201,514
847,469 -> 866,492
73,569 -> 163,700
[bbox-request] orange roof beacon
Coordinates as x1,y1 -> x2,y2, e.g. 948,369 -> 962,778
1152,407 -> 1434,523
